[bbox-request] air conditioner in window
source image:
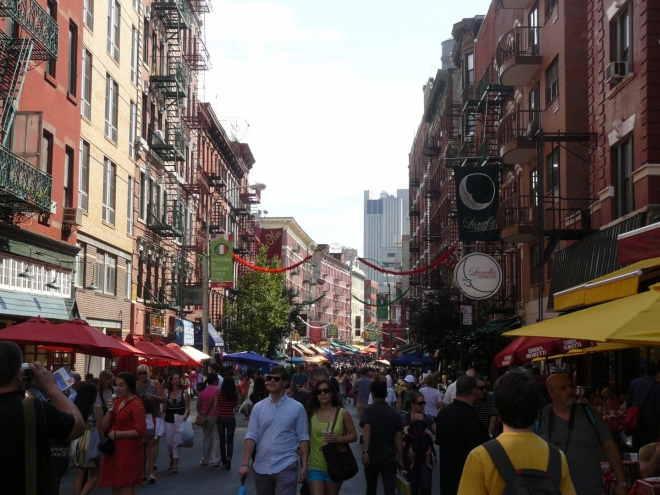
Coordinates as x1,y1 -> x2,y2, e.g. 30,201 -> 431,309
606,61 -> 628,83
63,207 -> 83,226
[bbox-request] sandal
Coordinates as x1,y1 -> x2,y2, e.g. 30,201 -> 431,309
149,476 -> 156,484
172,468 -> 178,474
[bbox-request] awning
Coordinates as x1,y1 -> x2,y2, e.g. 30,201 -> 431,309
532,342 -> 637,361
0,289 -> 74,321
309,344 -> 332,357
181,345 -> 213,361
504,283 -> 660,345
208,324 -> 224,348
296,344 -> 315,356
554,256 -> 660,311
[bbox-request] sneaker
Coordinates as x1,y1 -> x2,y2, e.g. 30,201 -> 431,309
225,458 -> 231,471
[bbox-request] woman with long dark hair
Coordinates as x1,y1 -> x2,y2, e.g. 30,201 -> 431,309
249,376 -> 268,406
402,391 -> 436,495
99,372 -> 147,495
72,383 -> 103,495
306,379 -> 357,495
163,372 -> 190,473
213,371 -> 237,470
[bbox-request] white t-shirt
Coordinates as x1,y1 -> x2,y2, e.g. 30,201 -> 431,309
420,386 -> 443,417
442,381 -> 457,405
368,388 -> 397,406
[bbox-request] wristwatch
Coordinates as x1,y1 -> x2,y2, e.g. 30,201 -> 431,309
362,451 -> 369,454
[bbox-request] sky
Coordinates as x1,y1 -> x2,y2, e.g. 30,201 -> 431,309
203,0 -> 493,255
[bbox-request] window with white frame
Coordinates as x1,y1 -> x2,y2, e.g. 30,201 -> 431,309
545,57 -> 559,104
84,0 -> 93,29
611,5 -> 631,70
107,0 -> 120,61
0,257 -> 71,297
125,260 -> 132,299
127,176 -> 135,234
139,170 -> 147,221
102,159 -> 116,225
131,26 -> 138,84
129,100 -> 137,159
79,139 -> 90,211
97,250 -> 117,295
105,75 -> 118,142
81,48 -> 92,119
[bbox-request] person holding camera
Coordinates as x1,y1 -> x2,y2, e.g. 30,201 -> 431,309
0,341 -> 85,495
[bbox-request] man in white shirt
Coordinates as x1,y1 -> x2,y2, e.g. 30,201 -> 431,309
442,371 -> 466,406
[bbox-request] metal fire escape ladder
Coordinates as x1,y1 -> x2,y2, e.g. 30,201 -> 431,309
0,36 -> 33,147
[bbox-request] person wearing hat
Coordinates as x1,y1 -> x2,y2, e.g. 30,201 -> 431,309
397,375 -> 417,413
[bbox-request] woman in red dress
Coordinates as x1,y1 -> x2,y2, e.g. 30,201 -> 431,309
99,372 -> 147,495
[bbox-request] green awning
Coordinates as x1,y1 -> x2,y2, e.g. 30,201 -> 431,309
0,289 -> 75,321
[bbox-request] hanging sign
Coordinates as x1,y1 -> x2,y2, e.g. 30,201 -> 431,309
454,166 -> 500,241
210,234 -> 234,288
461,305 -> 473,325
376,296 -> 389,319
260,228 -> 283,261
454,253 -> 502,300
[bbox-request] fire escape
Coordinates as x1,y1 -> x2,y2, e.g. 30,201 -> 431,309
0,0 -> 58,220
143,0 -> 192,314
234,186 -> 261,280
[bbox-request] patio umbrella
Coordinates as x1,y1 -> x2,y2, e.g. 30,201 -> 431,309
167,343 -> 201,366
223,351 -> 278,366
493,336 -> 597,368
181,345 -> 213,361
114,334 -> 142,375
391,353 -> 434,367
504,283 -> 660,345
0,318 -> 141,358
531,342 -> 638,361
132,338 -> 177,362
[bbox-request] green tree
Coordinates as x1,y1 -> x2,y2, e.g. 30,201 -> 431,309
224,246 -> 291,356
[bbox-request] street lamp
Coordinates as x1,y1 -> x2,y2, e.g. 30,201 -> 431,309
361,257 -> 396,361
202,182 -> 266,356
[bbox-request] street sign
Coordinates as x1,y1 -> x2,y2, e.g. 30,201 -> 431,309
377,296 -> 389,319
461,305 -> 472,325
210,234 -> 234,288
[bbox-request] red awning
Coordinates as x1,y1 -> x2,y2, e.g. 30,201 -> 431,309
494,336 -> 597,368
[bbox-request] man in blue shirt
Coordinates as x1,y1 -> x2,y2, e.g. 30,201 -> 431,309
239,366 -> 310,495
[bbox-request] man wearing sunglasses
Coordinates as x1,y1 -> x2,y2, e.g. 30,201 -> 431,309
473,377 -> 498,437
239,366 -> 310,495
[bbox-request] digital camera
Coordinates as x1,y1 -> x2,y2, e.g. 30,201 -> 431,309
21,363 -> 34,381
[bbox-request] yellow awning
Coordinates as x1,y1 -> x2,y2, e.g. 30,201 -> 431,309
505,283 -> 660,345
531,342 -> 637,361
554,256 -> 660,311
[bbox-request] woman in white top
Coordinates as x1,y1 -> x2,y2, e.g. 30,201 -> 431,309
419,374 -> 443,417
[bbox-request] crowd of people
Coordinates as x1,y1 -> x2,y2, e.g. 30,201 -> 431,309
6,340 -> 660,495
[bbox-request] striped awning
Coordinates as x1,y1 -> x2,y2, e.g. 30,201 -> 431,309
554,256 -> 660,311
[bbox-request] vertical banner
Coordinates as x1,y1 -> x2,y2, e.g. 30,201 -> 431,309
309,322 -> 323,343
260,228 -> 284,261
376,295 -> 389,319
454,166 -> 500,241
210,234 -> 234,288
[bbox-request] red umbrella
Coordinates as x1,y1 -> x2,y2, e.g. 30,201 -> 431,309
114,334 -> 141,375
0,317 -> 142,358
166,343 -> 200,366
132,338 -> 177,362
494,336 -> 597,368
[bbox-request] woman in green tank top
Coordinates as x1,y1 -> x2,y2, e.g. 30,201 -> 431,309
306,379 -> 358,494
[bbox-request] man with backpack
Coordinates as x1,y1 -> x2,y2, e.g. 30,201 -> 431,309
539,372 -> 627,495
458,370 -> 575,495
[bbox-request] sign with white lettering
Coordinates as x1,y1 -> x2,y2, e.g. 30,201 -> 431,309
454,253 -> 502,300
454,166 -> 500,241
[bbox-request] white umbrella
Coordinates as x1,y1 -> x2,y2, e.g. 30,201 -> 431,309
181,345 -> 213,361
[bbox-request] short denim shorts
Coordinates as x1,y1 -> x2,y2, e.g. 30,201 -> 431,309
307,469 -> 342,484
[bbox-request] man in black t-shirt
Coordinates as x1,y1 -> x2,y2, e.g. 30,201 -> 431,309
0,342 -> 84,495
360,381 -> 404,495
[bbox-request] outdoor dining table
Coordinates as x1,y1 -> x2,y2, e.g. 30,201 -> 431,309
630,478 -> 660,495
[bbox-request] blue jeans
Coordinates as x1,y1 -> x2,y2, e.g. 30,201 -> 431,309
217,417 -> 236,461
406,458 -> 432,495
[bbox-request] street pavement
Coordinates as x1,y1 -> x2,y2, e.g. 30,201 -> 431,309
60,400 -> 440,495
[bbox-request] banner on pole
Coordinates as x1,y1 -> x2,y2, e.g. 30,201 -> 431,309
461,305 -> 472,325
454,166 -> 500,241
259,228 -> 284,261
377,295 -> 389,319
210,234 -> 234,288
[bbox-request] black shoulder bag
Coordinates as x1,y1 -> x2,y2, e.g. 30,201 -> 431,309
321,408 -> 359,482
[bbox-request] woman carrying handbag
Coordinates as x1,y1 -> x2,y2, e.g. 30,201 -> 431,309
197,373 -> 220,466
306,379 -> 358,495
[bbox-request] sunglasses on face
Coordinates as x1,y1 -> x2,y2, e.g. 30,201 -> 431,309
477,386 -> 486,390
415,401 -> 426,406
137,372 -> 148,376
264,375 -> 283,382
315,388 -> 333,395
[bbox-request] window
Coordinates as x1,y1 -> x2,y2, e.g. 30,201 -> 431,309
107,0 -> 120,61
530,167 -> 539,206
11,112 -> 42,167
63,147 -> 74,208
68,23 -> 77,95
130,26 -> 138,84
104,75 -> 118,141
545,0 -> 558,18
465,53 -> 474,86
127,176 -> 135,234
97,250 -> 117,295
79,139 -> 90,211
84,0 -> 93,29
81,48 -> 92,119
133,0 -> 138,11
45,0 -> 57,76
125,260 -> 132,299
611,6 -> 631,65
141,94 -> 148,139
613,137 -> 634,218
143,19 -> 149,64
129,100 -> 137,159
545,146 -> 559,193
139,170 -> 147,220
41,131 -> 52,174
530,244 -> 540,286
75,243 -> 85,288
545,57 -> 559,104
529,3 -> 539,55
102,159 -> 116,225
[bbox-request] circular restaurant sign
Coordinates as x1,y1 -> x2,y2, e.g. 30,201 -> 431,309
453,253 -> 502,300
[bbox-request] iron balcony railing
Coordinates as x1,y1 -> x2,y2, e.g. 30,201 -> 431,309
496,26 -> 541,68
151,0 -> 192,30
497,110 -> 541,150
498,195 -> 594,235
497,195 -> 537,233
0,0 -> 58,60
0,145 -> 52,212
149,124 -> 187,162
409,174 -> 420,188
